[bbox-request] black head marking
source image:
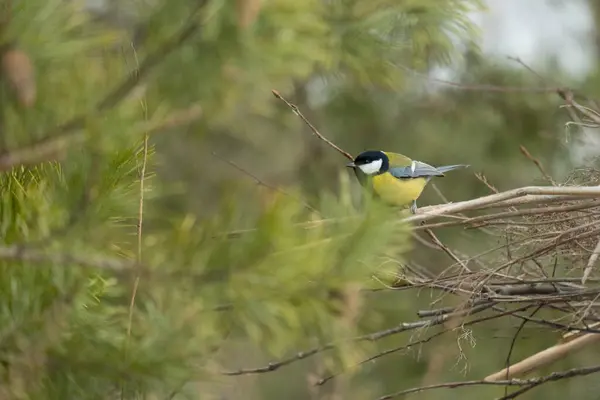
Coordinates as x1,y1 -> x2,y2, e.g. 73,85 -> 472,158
352,150 -> 389,174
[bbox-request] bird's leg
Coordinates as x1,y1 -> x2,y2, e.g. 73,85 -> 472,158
409,200 -> 418,214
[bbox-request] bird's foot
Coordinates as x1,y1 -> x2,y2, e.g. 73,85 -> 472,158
409,201 -> 418,214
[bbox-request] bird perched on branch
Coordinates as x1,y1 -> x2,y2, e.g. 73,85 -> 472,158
346,150 -> 468,213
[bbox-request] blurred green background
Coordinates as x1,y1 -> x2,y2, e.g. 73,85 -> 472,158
1,0 -> 600,399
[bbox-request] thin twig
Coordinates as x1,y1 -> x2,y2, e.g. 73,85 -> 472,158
127,41 -> 149,337
315,306 -> 530,386
506,56 -> 547,83
583,236 -> 600,285
501,305 -> 543,397
430,183 -> 495,236
494,306 -> 600,335
222,345 -> 332,376
122,42 -> 150,399
271,90 -> 354,161
519,145 -> 556,185
559,89 -> 600,125
398,63 -> 556,94
211,151 -> 320,214
222,303 -> 491,376
474,172 -> 518,213
134,103 -> 203,135
424,228 -> 471,273
479,227 -> 600,282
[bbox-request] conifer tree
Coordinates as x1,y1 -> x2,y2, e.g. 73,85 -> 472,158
0,1 -> 484,398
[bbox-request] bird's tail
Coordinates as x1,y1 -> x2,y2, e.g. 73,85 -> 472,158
436,164 -> 469,174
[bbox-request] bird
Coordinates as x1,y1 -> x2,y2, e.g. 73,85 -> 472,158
346,150 -> 468,213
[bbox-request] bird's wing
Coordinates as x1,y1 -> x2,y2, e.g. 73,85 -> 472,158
389,160 -> 445,179
384,152 -> 413,167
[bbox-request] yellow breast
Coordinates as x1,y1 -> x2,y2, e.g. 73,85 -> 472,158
371,173 -> 428,207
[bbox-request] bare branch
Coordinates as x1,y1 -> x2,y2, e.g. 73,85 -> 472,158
519,145 -> 556,185
405,186 -> 600,225
417,199 -> 600,230
271,89 -> 354,161
398,63 -> 557,94
583,237 -> 600,285
316,306 -> 531,387
379,364 -> 600,400
221,302 -> 491,376
485,332 -> 600,382
424,228 -> 471,273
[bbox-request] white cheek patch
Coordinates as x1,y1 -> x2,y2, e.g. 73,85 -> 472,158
358,159 -> 383,175
410,161 -> 416,174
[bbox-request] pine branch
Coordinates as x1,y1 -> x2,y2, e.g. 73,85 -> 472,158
122,41 -> 151,398
0,245 -> 135,271
0,0 -> 208,171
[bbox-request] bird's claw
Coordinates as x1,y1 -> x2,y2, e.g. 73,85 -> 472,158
409,201 -> 418,214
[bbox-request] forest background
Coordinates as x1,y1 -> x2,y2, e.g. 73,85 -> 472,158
2,1 -> 600,399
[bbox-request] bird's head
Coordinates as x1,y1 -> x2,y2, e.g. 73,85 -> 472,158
346,150 -> 389,175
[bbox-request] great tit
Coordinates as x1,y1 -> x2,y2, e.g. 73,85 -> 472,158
346,150 -> 468,213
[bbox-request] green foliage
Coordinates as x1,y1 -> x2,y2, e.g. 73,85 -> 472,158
3,0 -> 596,399
0,171 -> 411,398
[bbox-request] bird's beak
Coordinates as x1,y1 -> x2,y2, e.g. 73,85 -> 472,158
346,162 -> 356,168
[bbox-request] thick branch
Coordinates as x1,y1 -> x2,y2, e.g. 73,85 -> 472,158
379,364 -> 600,400
405,186 -> 600,224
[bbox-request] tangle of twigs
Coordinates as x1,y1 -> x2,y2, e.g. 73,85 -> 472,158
219,83 -> 600,399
